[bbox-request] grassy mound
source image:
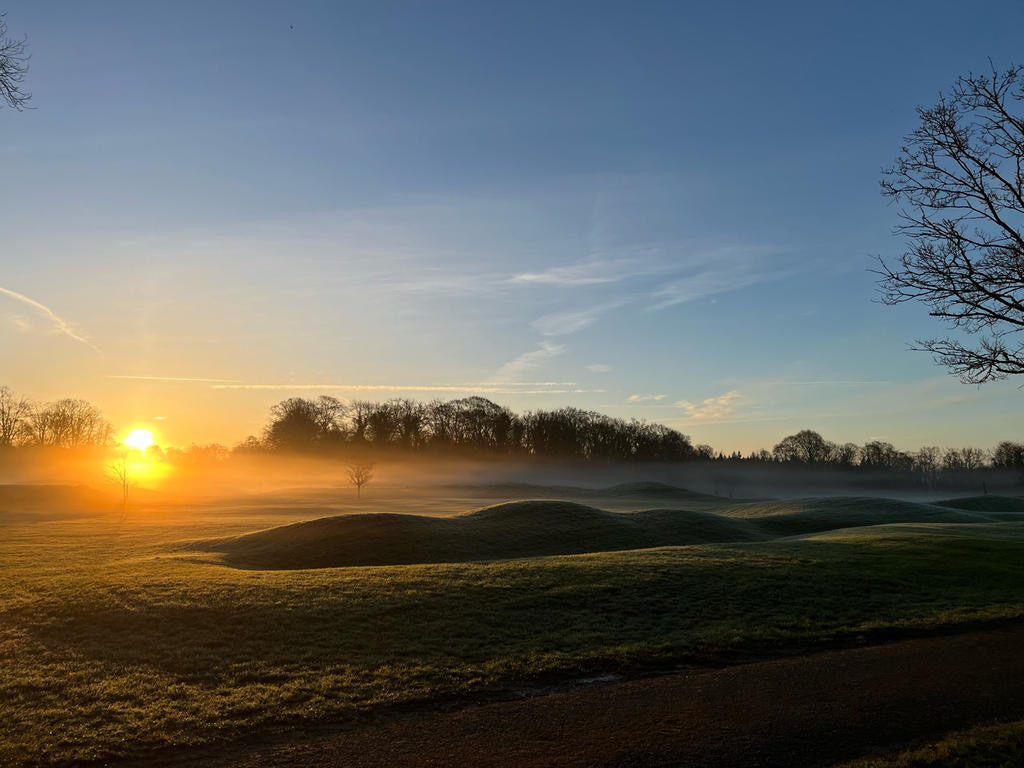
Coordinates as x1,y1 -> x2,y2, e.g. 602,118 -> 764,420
200,494 -> 1024,569
448,481 -> 725,504
202,500 -> 762,569
717,496 -> 1008,537
934,495 -> 1024,515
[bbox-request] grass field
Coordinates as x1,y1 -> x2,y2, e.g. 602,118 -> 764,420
842,720 -> 1024,767
2,482 -> 1024,766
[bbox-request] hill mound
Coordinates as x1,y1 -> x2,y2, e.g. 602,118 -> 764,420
448,481 -> 726,505
199,500 -> 762,569
600,481 -> 722,500
196,494 -> 1024,570
934,496 -> 1024,515
719,496 -> 1010,536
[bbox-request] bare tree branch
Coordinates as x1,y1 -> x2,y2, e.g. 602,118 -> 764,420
0,14 -> 30,110
878,63 -> 1024,383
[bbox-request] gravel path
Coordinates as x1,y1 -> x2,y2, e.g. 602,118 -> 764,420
117,624 -> 1024,768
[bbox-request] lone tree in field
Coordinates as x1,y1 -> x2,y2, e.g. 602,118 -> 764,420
0,14 -> 30,110
346,461 -> 373,498
107,449 -> 132,518
878,63 -> 1024,383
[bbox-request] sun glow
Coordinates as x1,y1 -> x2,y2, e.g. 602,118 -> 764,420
122,428 -> 155,452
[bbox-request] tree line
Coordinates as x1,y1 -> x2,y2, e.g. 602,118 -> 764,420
0,387 -> 112,449
243,396 -> 1024,475
2,386 -> 1022,476
738,428 -> 1024,473
242,395 -> 696,462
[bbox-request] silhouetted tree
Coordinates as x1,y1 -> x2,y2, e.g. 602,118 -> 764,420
107,448 -> 131,518
830,442 -> 861,467
0,385 -> 30,447
772,430 -> 831,464
878,63 -> 1024,383
263,396 -> 346,450
992,441 -> 1024,469
942,446 -> 989,471
346,461 -> 373,498
348,400 -> 374,444
393,399 -> 428,449
0,14 -> 30,110
915,446 -> 942,486
27,399 -> 111,448
860,441 -> 913,471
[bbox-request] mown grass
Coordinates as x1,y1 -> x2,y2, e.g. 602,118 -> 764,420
204,495 -> 1024,569
842,720 -> 1024,767
2,499 -> 1024,766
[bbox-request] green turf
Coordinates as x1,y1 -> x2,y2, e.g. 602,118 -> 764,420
841,720 -> 1024,767
201,495 -> 1024,569
934,494 -> 1024,515
202,500 -> 767,569
3,491 -> 1024,766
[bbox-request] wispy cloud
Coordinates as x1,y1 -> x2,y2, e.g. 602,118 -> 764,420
107,374 -> 593,394
628,393 -> 665,402
109,375 -> 244,383
511,258 -> 643,286
648,246 -> 788,311
9,315 -> 31,332
530,300 -> 624,336
0,285 -> 102,355
793,380 -> 891,386
587,363 -> 612,373
492,342 -> 565,382
675,390 -> 745,421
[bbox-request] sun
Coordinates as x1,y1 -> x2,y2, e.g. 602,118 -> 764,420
123,428 -> 155,452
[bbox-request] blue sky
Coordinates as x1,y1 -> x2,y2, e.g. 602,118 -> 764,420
3,0 -> 1024,451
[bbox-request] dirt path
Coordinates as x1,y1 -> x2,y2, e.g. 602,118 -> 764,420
124,624 -> 1024,768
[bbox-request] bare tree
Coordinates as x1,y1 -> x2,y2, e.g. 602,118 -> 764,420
107,449 -> 131,518
878,63 -> 1024,383
772,429 -> 831,464
0,386 -> 31,447
346,461 -> 374,498
27,399 -> 111,448
0,14 -> 30,110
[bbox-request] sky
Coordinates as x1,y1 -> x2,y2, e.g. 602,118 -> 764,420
2,0 -> 1024,452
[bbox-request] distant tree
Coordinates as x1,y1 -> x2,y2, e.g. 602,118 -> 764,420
942,446 -> 989,471
234,435 -> 266,453
393,398 -> 428,449
829,442 -> 861,467
107,449 -> 131,518
693,444 -> 715,461
0,14 -> 30,110
264,397 -> 345,450
992,440 -> 1024,470
915,446 -> 942,486
878,63 -> 1024,383
346,461 -> 374,498
366,401 -> 400,445
772,430 -> 831,464
27,399 -> 111,448
861,441 -> 896,470
0,385 -> 31,447
348,400 -> 374,444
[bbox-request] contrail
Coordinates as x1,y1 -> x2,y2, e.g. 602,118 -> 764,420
210,382 -> 603,394
0,285 -> 102,356
109,375 -> 244,383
